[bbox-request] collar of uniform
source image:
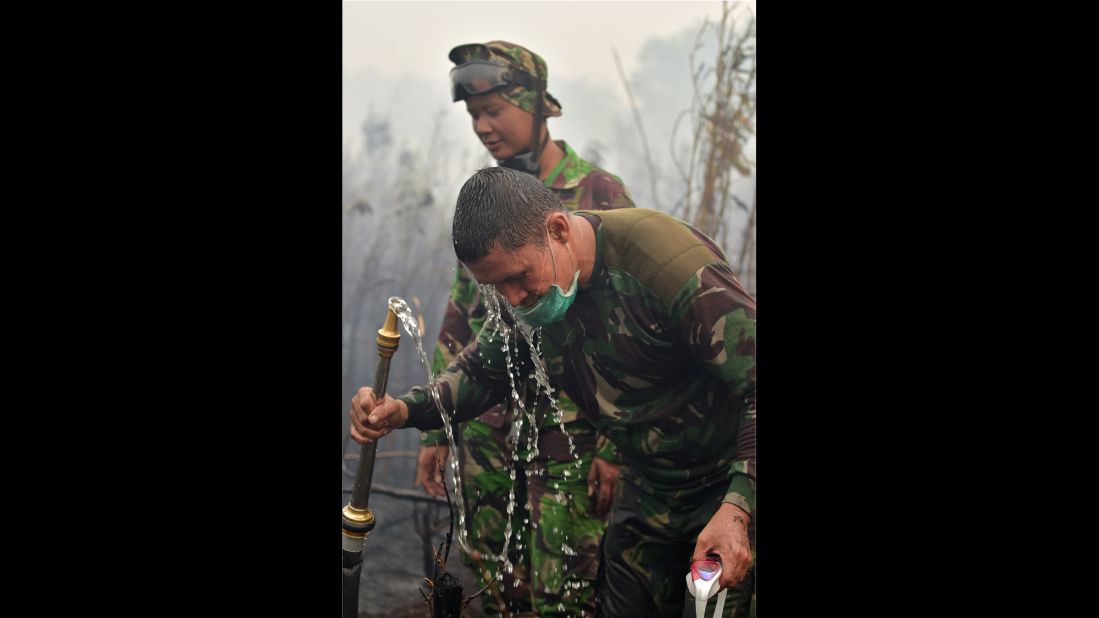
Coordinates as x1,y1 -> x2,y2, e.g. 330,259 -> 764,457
574,210 -> 604,289
543,140 -> 581,190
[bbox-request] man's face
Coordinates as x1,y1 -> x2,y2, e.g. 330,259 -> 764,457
465,236 -> 569,309
465,92 -> 534,160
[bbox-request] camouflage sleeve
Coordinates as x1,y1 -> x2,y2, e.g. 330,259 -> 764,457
400,312 -> 522,431
726,392 -> 755,514
419,264 -> 482,447
594,432 -> 621,463
587,170 -> 635,211
669,261 -> 757,516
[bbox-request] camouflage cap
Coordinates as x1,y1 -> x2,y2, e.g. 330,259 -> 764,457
448,40 -> 563,117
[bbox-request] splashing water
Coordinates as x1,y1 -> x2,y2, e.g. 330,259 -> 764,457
389,290 -> 586,596
480,285 -> 583,470
386,297 -> 477,557
480,285 -> 587,593
480,296 -> 528,576
387,295 -> 526,575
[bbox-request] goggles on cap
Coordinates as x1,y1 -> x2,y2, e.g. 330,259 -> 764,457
450,61 -> 540,102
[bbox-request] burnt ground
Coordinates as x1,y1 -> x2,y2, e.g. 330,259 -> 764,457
345,428 -> 483,617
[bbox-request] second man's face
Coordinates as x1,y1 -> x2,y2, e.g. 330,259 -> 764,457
465,92 -> 535,160
465,235 -> 570,310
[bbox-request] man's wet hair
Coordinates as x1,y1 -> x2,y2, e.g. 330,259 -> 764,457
452,166 -> 566,264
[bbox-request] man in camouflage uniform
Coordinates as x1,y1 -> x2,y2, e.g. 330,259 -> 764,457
414,41 -> 634,616
353,167 -> 756,617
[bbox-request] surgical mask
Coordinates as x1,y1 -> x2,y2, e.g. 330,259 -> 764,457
515,236 -> 579,327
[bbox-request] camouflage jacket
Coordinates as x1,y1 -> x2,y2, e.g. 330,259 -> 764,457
403,208 -> 757,516
420,140 -> 634,462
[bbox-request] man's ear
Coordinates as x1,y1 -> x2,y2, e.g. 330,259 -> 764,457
547,211 -> 570,243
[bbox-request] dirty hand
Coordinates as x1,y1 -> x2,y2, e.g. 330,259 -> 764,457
349,386 -> 409,444
415,444 -> 449,496
691,503 -> 751,590
586,456 -> 621,516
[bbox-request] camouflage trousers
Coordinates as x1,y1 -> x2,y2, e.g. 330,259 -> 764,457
458,406 -> 605,617
597,467 -> 756,617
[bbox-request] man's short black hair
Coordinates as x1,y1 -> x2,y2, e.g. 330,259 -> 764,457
452,166 -> 566,264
